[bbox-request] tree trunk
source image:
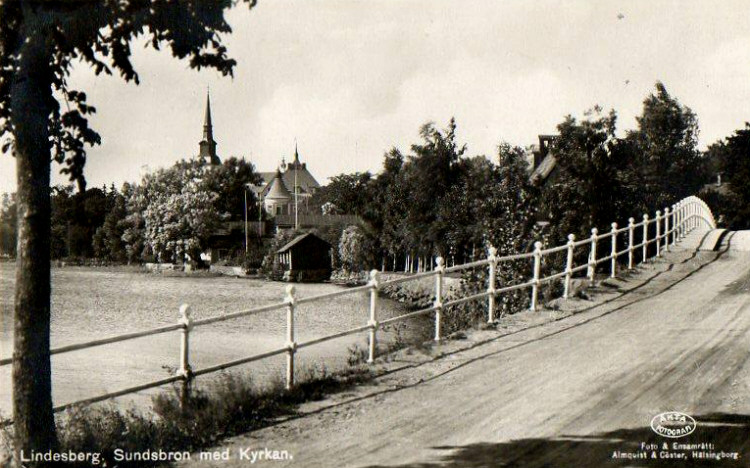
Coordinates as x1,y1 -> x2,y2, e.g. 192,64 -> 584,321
11,21 -> 57,464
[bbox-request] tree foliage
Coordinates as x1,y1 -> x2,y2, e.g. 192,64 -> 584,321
129,158 -> 259,264
311,119 -> 538,274
310,172 -> 373,217
0,192 -> 16,256
540,107 -> 639,243
703,123 -> 750,229
627,81 -> 704,207
338,224 -> 377,273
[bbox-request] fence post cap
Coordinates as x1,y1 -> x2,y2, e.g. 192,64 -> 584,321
643,213 -> 649,220
487,245 -> 497,258
611,222 -> 618,229
567,233 -> 576,242
591,227 -> 598,235
179,304 -> 192,327
664,207 -> 670,213
285,285 -> 296,303
656,210 -> 662,215
369,269 -> 381,286
534,241 -> 543,250
435,256 -> 445,268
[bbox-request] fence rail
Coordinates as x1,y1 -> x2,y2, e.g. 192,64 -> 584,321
0,195 -> 717,424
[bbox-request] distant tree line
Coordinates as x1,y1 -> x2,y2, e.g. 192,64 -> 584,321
0,82 -> 742,269
0,157 -> 261,264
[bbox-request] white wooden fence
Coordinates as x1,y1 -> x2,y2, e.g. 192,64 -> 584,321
0,195 -> 716,422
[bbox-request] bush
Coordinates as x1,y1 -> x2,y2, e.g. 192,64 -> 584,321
330,268 -> 368,286
380,280 -> 433,310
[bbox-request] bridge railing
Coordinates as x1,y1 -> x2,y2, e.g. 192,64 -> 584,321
0,195 -> 717,423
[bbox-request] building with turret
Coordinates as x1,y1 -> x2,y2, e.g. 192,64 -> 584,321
263,169 -> 293,215
257,145 -> 321,217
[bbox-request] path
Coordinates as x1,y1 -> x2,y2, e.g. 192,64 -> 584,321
178,232 -> 750,467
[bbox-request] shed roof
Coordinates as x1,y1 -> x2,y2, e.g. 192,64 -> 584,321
276,232 -> 330,254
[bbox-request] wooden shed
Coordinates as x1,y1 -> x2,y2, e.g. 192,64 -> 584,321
276,233 -> 332,282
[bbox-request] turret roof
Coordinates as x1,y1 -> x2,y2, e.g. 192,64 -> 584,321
266,170 -> 292,200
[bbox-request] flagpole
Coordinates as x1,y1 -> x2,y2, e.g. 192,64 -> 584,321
294,142 -> 299,231
244,188 -> 248,257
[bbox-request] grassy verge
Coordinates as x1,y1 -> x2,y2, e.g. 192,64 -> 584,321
0,365 -> 372,468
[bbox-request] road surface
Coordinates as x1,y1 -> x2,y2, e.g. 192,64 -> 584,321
179,231 -> 750,467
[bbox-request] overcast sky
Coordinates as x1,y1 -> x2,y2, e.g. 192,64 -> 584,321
1,0 -> 749,194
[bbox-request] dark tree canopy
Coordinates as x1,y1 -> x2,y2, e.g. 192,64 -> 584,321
627,81 -> 704,207
703,123 -> 750,229
542,107 -> 639,242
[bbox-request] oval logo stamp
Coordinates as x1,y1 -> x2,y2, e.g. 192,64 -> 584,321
650,412 -> 697,438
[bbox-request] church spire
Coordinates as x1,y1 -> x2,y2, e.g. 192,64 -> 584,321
203,89 -> 213,142
198,88 -> 220,165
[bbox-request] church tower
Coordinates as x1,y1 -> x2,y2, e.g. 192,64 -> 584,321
198,90 -> 221,165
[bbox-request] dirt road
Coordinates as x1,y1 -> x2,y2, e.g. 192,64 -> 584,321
179,233 -> 750,467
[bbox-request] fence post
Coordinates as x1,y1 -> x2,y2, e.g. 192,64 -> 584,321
588,228 -> 598,285
627,217 -> 635,270
690,200 -> 695,231
688,200 -> 695,231
642,214 -> 648,263
178,304 -> 193,409
284,285 -> 297,390
655,210 -> 662,257
367,269 -> 380,363
683,201 -> 689,236
610,222 -> 617,278
679,201 -> 685,238
434,256 -> 444,341
487,246 -> 497,323
530,241 -> 542,311
664,207 -> 671,252
671,204 -> 677,246
694,201 -> 698,230
563,234 -> 575,299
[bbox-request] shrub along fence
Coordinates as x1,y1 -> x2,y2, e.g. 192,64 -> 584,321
0,195 -> 716,425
